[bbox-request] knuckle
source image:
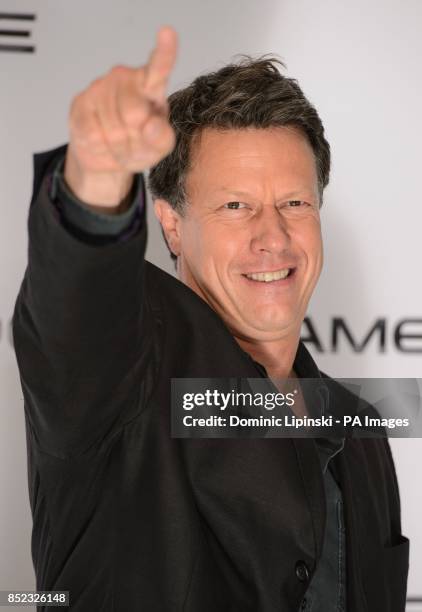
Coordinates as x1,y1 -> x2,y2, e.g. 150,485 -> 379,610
162,128 -> 177,153
157,122 -> 174,143
159,120 -> 174,138
149,125 -> 176,157
162,135 -> 176,156
88,77 -> 104,96
109,64 -> 131,79
69,92 -> 90,127
69,93 -> 82,119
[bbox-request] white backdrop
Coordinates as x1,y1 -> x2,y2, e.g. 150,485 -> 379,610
1,0 -> 420,609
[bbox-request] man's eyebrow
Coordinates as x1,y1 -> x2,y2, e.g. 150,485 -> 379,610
278,190 -> 317,200
214,188 -> 317,200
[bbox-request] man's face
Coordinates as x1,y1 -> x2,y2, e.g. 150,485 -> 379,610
166,126 -> 323,343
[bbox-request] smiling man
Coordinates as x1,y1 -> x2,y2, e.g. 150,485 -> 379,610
13,26 -> 408,612
153,126 -> 323,380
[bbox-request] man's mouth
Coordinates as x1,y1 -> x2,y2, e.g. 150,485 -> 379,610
243,268 -> 295,282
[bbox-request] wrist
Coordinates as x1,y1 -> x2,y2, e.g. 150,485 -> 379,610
64,149 -> 134,213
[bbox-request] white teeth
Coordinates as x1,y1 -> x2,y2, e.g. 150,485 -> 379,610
246,269 -> 290,282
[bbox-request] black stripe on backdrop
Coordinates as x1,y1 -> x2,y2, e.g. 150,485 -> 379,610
0,11 -> 36,52
0,43 -> 34,52
0,29 -> 30,36
0,12 -> 36,20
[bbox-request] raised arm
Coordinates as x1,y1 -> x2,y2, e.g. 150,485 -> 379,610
12,26 -> 178,458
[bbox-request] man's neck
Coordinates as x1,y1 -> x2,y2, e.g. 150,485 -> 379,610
235,334 -> 310,417
235,334 -> 300,380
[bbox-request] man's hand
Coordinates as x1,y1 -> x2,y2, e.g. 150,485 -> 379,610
64,26 -> 178,209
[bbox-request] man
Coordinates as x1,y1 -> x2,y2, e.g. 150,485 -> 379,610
13,26 -> 409,611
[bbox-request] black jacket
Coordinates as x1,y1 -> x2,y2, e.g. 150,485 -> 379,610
12,147 -> 409,611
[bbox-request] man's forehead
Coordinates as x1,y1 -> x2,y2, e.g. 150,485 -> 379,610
189,126 -> 317,170
185,127 -> 319,198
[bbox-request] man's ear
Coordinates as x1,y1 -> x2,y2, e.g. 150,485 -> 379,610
153,199 -> 182,257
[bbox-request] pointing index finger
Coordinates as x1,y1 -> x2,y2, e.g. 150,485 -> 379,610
144,26 -> 178,100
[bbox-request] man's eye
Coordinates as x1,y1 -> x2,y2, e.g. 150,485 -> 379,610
287,200 -> 307,207
224,202 -> 247,210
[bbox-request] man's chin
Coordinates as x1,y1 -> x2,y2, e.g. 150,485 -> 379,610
233,313 -> 299,338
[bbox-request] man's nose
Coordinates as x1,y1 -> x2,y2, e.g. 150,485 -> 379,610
250,209 -> 291,255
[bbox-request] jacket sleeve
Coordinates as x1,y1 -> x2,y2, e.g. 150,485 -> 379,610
49,151 -> 143,239
12,145 -> 153,458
